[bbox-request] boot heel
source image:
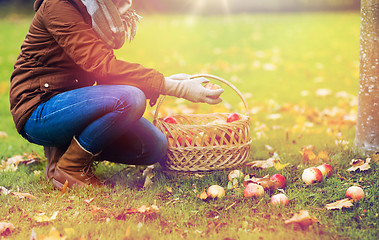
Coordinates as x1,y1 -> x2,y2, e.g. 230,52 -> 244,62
52,178 -> 64,190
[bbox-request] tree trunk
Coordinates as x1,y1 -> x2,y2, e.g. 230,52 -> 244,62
355,0 -> 379,154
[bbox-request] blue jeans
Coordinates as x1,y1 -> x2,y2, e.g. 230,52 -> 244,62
23,85 -> 168,165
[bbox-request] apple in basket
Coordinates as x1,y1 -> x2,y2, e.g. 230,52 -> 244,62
227,113 -> 241,123
163,116 -> 178,124
177,134 -> 193,147
194,131 -> 211,147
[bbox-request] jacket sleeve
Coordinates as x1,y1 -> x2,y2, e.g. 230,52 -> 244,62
43,0 -> 164,102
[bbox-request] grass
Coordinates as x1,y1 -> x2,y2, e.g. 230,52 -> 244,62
1,12 -> 378,239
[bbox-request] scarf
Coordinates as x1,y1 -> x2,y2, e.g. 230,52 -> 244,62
34,0 -> 141,49
80,0 -> 142,49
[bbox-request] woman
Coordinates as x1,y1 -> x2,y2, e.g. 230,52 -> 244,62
10,0 -> 223,190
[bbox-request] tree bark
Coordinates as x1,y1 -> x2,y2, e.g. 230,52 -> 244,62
355,0 -> 379,153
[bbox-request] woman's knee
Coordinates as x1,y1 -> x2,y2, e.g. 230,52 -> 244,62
109,85 -> 147,120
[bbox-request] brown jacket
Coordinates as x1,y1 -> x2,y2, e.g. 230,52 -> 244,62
10,0 -> 164,134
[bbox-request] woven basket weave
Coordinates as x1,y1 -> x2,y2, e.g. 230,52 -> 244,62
154,74 -> 252,172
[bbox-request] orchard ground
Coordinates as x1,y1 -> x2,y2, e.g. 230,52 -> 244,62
0,13 -> 378,239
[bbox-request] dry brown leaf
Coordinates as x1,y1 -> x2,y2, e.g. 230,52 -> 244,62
300,148 -> 317,164
60,180 -> 69,195
84,197 -> 95,204
325,198 -> 354,210
347,158 -> 371,172
197,189 -> 208,200
124,202 -> 160,215
11,192 -> 36,199
34,211 -> 59,223
0,222 -> 15,235
246,153 -> 280,169
90,205 -> 109,215
166,186 -> 173,193
284,210 -> 318,228
317,150 -> 330,162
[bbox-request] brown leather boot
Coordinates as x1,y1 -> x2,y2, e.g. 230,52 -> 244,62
43,146 -> 67,181
52,137 -> 103,190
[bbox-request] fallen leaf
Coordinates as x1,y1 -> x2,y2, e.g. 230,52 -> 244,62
84,197 -> 95,204
90,205 -> 109,215
124,226 -> 131,239
197,189 -> 208,200
34,214 -> 51,223
34,211 -> 59,223
11,192 -> 36,199
246,153 -> 280,169
347,158 -> 371,172
325,198 -> 354,210
317,150 -> 330,162
300,148 -> 317,164
0,186 -> 11,195
0,131 -> 8,138
273,161 -> 290,170
284,210 -> 318,229
0,222 -> 15,236
143,165 -> 155,188
123,202 -> 160,216
61,180 -> 69,195
30,228 -> 37,240
166,186 -> 173,193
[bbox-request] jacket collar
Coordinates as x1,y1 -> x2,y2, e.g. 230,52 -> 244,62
34,0 -> 44,11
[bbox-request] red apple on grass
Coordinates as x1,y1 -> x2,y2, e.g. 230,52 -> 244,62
317,164 -> 333,178
346,186 -> 364,201
243,183 -> 265,198
270,193 -> 289,206
207,185 -> 225,199
302,167 -> 323,185
269,174 -> 287,189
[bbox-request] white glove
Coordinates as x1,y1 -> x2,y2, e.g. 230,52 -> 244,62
163,77 -> 224,104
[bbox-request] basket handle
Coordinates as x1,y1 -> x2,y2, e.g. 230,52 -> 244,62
154,74 -> 249,121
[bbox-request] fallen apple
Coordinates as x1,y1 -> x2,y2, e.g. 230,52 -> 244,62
163,116 -> 178,124
207,185 -> 225,199
243,183 -> 265,198
302,167 -> 323,185
270,193 -> 289,206
346,186 -> 364,201
269,174 -> 287,189
317,164 -> 333,178
228,170 -> 244,182
227,113 -> 242,123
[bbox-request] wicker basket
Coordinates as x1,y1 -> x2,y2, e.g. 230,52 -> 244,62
154,74 -> 252,173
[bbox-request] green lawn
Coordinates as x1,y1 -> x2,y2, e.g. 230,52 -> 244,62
1,12 -> 378,240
